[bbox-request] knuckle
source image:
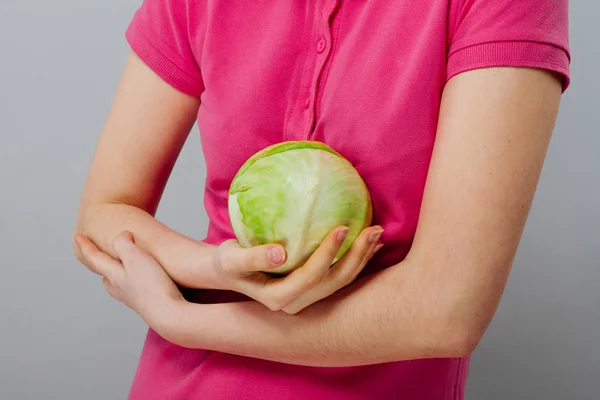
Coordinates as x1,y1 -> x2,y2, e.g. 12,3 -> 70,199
303,273 -> 323,290
73,243 -> 89,262
72,246 -> 84,264
266,301 -> 283,312
283,306 -> 301,315
220,261 -> 233,274
298,265 -> 327,288
221,239 -> 238,248
265,295 -> 287,312
337,270 -> 356,287
245,249 -> 264,270
103,275 -> 120,290
217,252 -> 235,273
220,240 -> 240,254
77,254 -> 96,272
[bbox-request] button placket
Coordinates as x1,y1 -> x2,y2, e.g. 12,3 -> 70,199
305,0 -> 340,139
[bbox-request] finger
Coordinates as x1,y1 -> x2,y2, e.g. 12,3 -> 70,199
112,231 -> 154,267
247,226 -> 349,311
283,225 -> 349,284
336,225 -> 384,273
325,226 -> 384,288
102,277 -> 123,302
282,227 -> 384,315
216,240 -> 287,274
74,234 -> 124,284
283,242 -> 383,315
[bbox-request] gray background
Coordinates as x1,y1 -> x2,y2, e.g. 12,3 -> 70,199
0,1 -> 598,399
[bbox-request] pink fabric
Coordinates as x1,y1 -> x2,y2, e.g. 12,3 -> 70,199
124,1 -> 570,399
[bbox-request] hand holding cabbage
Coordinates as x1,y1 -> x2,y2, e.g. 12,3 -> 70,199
219,141 -> 384,313
73,141 -> 383,317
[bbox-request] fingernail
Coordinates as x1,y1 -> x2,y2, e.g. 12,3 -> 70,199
337,227 -> 349,243
373,243 -> 384,253
368,229 -> 384,244
268,247 -> 285,265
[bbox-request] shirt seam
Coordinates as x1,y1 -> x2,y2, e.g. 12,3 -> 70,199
453,357 -> 465,399
129,24 -> 204,90
448,39 -> 571,62
446,40 -> 571,91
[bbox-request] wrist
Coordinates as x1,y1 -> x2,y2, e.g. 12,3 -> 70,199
162,239 -> 230,291
154,300 -> 207,349
149,297 -> 189,344
205,245 -> 231,291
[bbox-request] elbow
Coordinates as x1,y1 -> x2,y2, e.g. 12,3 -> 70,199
406,267 -> 492,358
73,201 -> 105,238
405,306 -> 485,359
418,321 -> 482,359
419,299 -> 487,358
72,205 -> 95,263
73,201 -> 90,236
438,323 -> 483,358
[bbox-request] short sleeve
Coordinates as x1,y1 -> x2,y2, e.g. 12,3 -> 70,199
447,0 -> 571,91
125,0 -> 205,97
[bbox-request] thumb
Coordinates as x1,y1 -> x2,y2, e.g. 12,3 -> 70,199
217,241 -> 287,273
112,231 -> 145,263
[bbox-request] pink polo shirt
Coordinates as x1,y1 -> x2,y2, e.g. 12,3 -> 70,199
124,1 -> 570,399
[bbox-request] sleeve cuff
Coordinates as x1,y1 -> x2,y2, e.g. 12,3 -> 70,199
447,41 -> 571,92
125,23 -> 204,98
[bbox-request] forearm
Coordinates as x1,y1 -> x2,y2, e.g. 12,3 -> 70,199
161,262 -> 467,367
159,68 -> 562,367
74,203 -> 224,290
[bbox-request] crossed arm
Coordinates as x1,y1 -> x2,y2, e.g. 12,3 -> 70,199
74,52 -> 563,367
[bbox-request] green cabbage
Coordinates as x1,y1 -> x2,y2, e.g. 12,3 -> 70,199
228,141 -> 372,275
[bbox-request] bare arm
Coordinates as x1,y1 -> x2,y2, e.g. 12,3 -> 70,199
74,51 -> 381,306
74,51 -> 224,289
157,67 -> 563,366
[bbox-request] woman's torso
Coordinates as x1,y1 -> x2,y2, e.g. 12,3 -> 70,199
198,0 -> 447,272
124,0 -> 558,397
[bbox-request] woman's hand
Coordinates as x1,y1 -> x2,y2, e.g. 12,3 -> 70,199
211,225 -> 384,314
73,231 -> 184,328
74,224 -> 383,316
